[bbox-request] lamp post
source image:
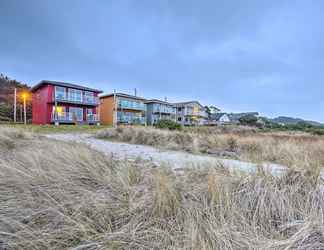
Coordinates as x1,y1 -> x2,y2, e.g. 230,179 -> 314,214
22,93 -> 27,125
14,88 -> 17,123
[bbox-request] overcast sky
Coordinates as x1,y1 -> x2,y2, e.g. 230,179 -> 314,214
1,0 -> 324,121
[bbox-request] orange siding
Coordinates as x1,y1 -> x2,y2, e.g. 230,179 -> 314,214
99,96 -> 115,125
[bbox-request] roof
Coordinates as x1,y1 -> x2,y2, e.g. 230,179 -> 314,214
99,92 -> 147,101
31,80 -> 103,93
145,99 -> 174,105
173,101 -> 204,108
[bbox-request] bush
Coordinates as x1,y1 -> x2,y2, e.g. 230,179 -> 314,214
239,114 -> 258,126
155,119 -> 182,130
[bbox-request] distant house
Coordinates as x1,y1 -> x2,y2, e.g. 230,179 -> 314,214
31,80 -> 102,125
173,101 -> 208,126
99,93 -> 147,126
210,112 -> 230,124
145,99 -> 176,125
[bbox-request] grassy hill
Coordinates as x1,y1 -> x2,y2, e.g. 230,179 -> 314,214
271,116 -> 324,127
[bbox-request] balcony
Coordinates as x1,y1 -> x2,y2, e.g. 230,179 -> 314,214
185,110 -> 208,118
117,116 -> 146,125
152,106 -> 176,114
51,112 -> 99,123
53,93 -> 99,105
118,100 -> 146,111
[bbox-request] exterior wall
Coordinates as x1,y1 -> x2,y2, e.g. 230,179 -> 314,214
99,96 -> 115,125
99,95 -> 147,125
33,83 -> 100,125
146,103 -> 154,125
174,102 -> 208,126
219,115 -> 230,123
146,103 -> 176,125
32,85 -> 53,124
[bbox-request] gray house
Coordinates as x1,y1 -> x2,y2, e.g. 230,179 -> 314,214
145,99 -> 176,125
173,101 -> 208,126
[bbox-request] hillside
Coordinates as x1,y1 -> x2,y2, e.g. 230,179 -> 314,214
0,74 -> 31,122
271,116 -> 324,127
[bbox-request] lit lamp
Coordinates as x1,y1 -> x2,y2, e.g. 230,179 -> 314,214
21,92 -> 29,125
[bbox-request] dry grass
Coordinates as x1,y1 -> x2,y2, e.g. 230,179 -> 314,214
97,126 -> 324,169
1,127 -> 324,249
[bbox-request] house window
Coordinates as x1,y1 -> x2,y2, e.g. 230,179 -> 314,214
52,106 -> 66,120
86,108 -> 94,121
84,91 -> 94,103
177,107 -> 182,112
178,117 -> 182,121
69,107 -> 84,121
55,86 -> 66,100
68,89 -> 82,102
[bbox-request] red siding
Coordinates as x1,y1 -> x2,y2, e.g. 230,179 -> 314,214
32,85 -> 53,124
32,84 -> 99,124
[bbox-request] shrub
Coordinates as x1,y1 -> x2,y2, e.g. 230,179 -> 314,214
155,119 -> 182,130
239,114 -> 258,126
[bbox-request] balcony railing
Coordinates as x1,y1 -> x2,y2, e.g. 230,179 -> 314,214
153,107 -> 176,114
117,116 -> 146,125
86,114 -> 100,122
118,101 -> 146,111
53,93 -> 99,105
184,110 -> 208,118
51,112 -> 99,123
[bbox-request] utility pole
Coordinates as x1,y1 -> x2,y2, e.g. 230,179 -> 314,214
23,93 -> 27,125
20,104 -> 23,122
113,89 -> 117,128
14,88 -> 17,123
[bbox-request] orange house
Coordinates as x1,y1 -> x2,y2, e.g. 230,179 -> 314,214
99,93 -> 147,126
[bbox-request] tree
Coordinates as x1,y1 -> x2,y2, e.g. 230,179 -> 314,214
204,106 -> 211,119
239,114 -> 258,126
0,73 -> 31,122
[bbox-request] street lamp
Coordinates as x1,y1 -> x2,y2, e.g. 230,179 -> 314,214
21,92 -> 28,125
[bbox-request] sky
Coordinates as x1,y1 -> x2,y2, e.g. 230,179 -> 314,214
1,0 -> 324,121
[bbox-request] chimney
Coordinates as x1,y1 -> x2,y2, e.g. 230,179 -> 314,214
164,96 -> 167,102
134,88 -> 137,96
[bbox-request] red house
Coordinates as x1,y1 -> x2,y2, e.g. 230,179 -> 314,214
31,80 -> 102,125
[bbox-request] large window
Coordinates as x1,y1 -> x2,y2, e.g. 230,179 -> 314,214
84,91 -> 95,104
68,89 -> 82,102
55,86 -> 66,100
118,99 -> 145,110
117,111 -> 144,124
69,107 -> 84,121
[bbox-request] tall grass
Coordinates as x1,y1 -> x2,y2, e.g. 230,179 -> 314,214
1,127 -> 324,249
97,126 -> 324,169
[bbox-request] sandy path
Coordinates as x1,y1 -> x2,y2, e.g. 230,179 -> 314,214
45,133 -> 287,176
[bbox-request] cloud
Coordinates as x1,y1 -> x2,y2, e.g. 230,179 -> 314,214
0,0 -> 324,121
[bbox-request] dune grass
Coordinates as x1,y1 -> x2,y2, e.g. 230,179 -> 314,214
97,126 -> 324,170
1,127 -> 324,249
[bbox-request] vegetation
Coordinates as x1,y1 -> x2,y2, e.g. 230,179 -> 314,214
155,119 -> 182,130
0,74 -> 32,123
3,124 -> 110,134
97,126 -> 324,169
264,120 -> 324,136
1,127 -> 324,249
239,114 -> 258,126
